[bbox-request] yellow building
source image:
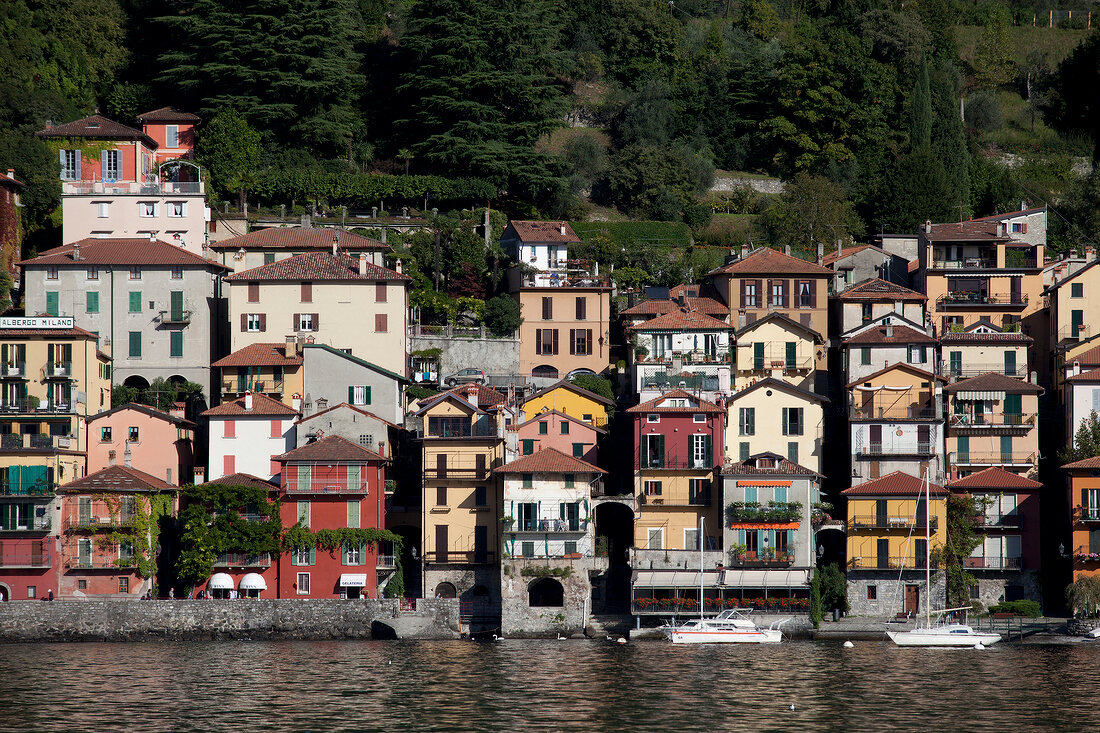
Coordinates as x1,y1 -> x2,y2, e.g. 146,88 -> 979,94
733,313 -> 821,391
414,383 -> 508,603
943,372 -> 1042,481
212,340 -> 304,408
521,379 -> 614,429
842,471 -> 948,616
726,378 -> 827,472
514,284 -> 612,379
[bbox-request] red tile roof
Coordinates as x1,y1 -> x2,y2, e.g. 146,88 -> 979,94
201,392 -> 299,418
836,278 -> 926,301
0,323 -> 99,339
224,251 -> 408,282
212,343 -> 302,368
629,308 -> 731,331
1069,344 -> 1100,368
438,383 -> 506,407
296,402 -> 401,430
526,379 -> 614,407
135,107 -> 200,123
841,471 -> 946,496
940,323 -> 1032,344
619,297 -> 728,318
514,409 -> 607,435
495,447 -> 605,474
1063,456 -> 1100,470
734,311 -> 822,342
626,388 -> 723,414
943,372 -> 1043,394
20,239 -> 229,270
36,115 -> 156,146
970,207 -> 1045,222
1067,368 -> 1100,383
947,466 -> 1041,490
212,228 -> 388,251
505,220 -> 580,243
845,363 -> 944,389
203,473 -> 278,490
730,377 -> 829,405
924,221 -> 1009,242
844,324 -> 936,346
88,402 -> 195,427
722,452 -> 820,476
60,465 -> 176,492
709,247 -> 834,276
274,435 -> 384,463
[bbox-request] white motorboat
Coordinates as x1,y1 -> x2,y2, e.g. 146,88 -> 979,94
887,623 -> 1002,647
664,608 -> 789,644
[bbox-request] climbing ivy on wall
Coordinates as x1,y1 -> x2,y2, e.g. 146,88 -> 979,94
90,492 -> 174,579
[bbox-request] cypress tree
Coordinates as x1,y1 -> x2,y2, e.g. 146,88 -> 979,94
931,61 -> 971,220
909,56 -> 932,154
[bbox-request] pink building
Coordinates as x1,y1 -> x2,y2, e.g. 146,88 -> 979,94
514,409 -> 604,464
87,402 -> 195,485
135,107 -> 199,166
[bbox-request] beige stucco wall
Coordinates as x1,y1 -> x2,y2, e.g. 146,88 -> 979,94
945,391 -> 1039,479
516,288 -> 610,377
63,194 -> 207,255
733,319 -> 818,390
228,280 -> 407,376
726,388 -> 824,472
634,481 -> 723,552
713,273 -> 829,339
940,343 -> 1029,378
213,246 -> 386,274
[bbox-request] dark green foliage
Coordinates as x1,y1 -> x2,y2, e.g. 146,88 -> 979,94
570,374 -> 614,402
607,144 -> 713,220
873,151 -> 953,232
809,571 -> 823,628
988,599 -> 1041,617
1060,410 -> 1100,464
1043,31 -> 1100,163
563,134 -> 609,193
765,172 -> 860,255
965,91 -> 1004,132
910,57 -> 932,153
112,378 -> 204,413
197,109 -> 261,206
483,295 -> 522,338
942,494 -> 987,608
818,563 -> 849,612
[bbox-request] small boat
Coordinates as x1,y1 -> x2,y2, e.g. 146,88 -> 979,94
663,608 -> 789,644
887,622 -> 1001,647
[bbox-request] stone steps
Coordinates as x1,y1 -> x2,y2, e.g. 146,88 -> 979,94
586,613 -> 633,638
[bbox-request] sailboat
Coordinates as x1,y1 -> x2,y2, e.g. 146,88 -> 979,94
886,471 -> 1002,647
662,518 -> 790,644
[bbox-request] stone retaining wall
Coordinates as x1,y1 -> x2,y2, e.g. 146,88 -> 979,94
1067,618 -> 1100,636
0,598 -> 461,642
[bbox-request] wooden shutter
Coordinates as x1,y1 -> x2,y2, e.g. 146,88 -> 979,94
576,297 -> 586,320
348,386 -> 355,404
100,150 -> 108,178
542,297 -> 552,320
436,525 -> 448,563
248,282 -> 259,302
535,329 -> 543,354
739,280 -> 747,308
753,279 -> 762,307
375,314 -> 387,332
1021,222 -> 1028,233
301,282 -> 312,302
241,314 -> 248,332
312,313 -> 319,330
569,329 -> 576,355
552,329 -> 559,355
293,314 -> 300,331
586,329 -> 593,355
782,407 -> 789,436
476,453 -> 486,477
782,280 -> 790,308
259,314 -> 266,332
436,453 -> 447,479
376,282 -> 387,302
809,281 -> 817,308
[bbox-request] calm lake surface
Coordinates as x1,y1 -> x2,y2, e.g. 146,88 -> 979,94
0,638 -> 1095,731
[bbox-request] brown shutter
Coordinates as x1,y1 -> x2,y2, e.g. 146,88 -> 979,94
576,296 -> 586,320
535,328 -> 542,354
809,280 -> 817,308
1021,222 -> 1028,234
586,329 -> 593,355
569,328 -> 576,355
312,313 -> 319,330
248,282 -> 259,302
259,314 -> 266,332
754,279 -> 762,306
376,282 -> 387,302
293,314 -> 300,331
766,279 -> 774,307
240,313 -> 247,332
552,329 -> 559,355
783,280 -> 790,308
301,282 -> 312,302
542,297 -> 552,320
435,525 -> 448,563
436,453 -> 447,480
375,313 -> 387,332
739,280 -> 746,308
476,453 -> 486,477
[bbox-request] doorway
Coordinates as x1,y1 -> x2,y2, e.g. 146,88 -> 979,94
905,584 -> 920,616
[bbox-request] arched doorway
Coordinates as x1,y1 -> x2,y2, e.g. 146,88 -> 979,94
529,578 -> 564,607
434,582 -> 457,599
123,375 -> 149,389
532,365 -> 559,379
0,582 -> 10,602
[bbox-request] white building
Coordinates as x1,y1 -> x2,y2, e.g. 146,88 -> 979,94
500,220 -> 581,287
201,391 -> 298,482
843,317 -> 936,383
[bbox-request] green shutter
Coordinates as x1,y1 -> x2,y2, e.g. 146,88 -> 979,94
129,291 -> 141,313
86,291 -> 99,314
170,291 -> 183,321
1004,350 -> 1017,376
703,435 -> 712,466
860,347 -> 870,365
1004,393 -> 1021,418
740,442 -> 750,461
788,441 -> 798,464
128,331 -> 141,358
349,386 -> 355,404
655,434 -> 665,467
753,342 -> 764,370
1000,435 -> 1013,461
957,435 -> 969,462
45,291 -> 58,317
309,547 -> 316,565
573,442 -> 584,458
169,331 -> 183,358
785,342 -> 796,368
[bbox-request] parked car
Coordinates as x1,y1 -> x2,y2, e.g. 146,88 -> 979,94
444,368 -> 485,387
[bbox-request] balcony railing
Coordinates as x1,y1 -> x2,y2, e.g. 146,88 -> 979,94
964,556 -> 1022,570
974,514 -> 1023,528
948,413 -> 1035,429
422,550 -> 497,565
0,364 -> 25,378
0,481 -> 54,497
638,456 -> 715,470
940,364 -> 1024,379
64,512 -> 136,530
520,272 -> 610,288
159,309 -> 193,325
282,480 -> 370,495
43,363 -> 72,379
0,516 -> 51,532
0,542 -> 51,568
213,551 -> 271,568
507,518 -> 589,533
949,451 -> 1035,467
638,493 -> 710,507
61,180 -> 204,195
423,425 -> 498,439
727,502 -> 801,523
0,400 -> 74,415
66,556 -> 136,569
850,515 -> 938,532
377,554 -> 395,568
728,551 -> 796,568
850,406 -> 939,420
932,258 -> 997,270
1080,507 -> 1100,522
856,442 -> 934,457
849,556 -> 939,570
423,466 -> 491,480
1059,324 -> 1090,342
640,371 -> 721,393
222,378 -> 286,395
937,293 -> 1028,308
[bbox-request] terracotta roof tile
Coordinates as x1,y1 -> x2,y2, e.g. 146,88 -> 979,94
296,402 -> 401,430
274,435 -> 384,462
947,466 -> 1042,490
970,207 -> 1045,222
201,392 -> 299,418
629,308 -> 731,331
495,447 -> 605,474
224,251 -> 408,282
212,343 -> 302,368
212,228 -> 388,251
88,402 -> 195,427
943,372 -> 1043,394
709,247 -> 833,276
20,239 -> 229,270
37,115 -> 155,146
844,324 -> 936,346
626,388 -> 723,414
836,278 -> 926,302
841,471 -> 947,496
1070,344 -> 1100,368
135,107 -> 200,123
1063,456 -> 1100,470
525,379 -> 614,407
722,452 -> 820,476
203,473 -> 278,490
1067,368 -> 1100,383
505,220 -> 580,243
845,363 -> 943,389
60,464 -> 175,492
924,220 -> 1009,242
620,297 -> 728,317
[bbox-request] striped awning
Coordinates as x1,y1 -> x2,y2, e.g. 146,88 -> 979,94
956,391 -> 1005,400
632,568 -> 811,589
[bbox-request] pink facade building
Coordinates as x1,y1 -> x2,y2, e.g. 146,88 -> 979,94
513,409 -> 604,465
87,402 -> 195,485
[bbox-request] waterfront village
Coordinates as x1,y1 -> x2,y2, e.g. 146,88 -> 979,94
4,109 -> 1100,640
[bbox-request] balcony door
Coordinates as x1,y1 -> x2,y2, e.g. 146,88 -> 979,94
473,525 -> 487,564
869,425 -> 882,454
876,538 -> 889,569
434,525 -> 448,564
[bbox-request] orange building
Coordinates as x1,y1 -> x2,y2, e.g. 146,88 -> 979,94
1066,456 -> 1100,582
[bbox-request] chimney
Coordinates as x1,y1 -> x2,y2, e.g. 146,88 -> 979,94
885,322 -> 894,338
286,335 -> 296,356
466,384 -> 479,407
301,213 -> 311,229
108,450 -> 116,466
169,401 -> 185,419
292,393 -> 302,412
740,244 -> 748,259
836,240 -> 842,260
784,245 -> 791,256
124,442 -> 132,468
560,221 -> 566,236
358,251 -> 368,273
332,233 -> 339,257
5,169 -> 13,180
244,390 -> 253,411
924,220 -> 932,235
1021,200 -> 1028,211
381,227 -> 387,245
71,241 -> 80,261
395,257 -> 403,274
148,231 -> 156,242
193,466 -> 205,484
1074,361 -> 1082,376
817,242 -> 824,266
1087,245 -> 1095,262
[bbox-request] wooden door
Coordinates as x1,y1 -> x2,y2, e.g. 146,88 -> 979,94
436,453 -> 447,480
905,584 -> 920,616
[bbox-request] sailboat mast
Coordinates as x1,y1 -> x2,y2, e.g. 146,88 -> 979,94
699,515 -> 705,621
924,468 -> 931,628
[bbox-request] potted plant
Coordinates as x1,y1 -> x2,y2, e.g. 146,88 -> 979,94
635,345 -> 649,362
500,515 -> 514,531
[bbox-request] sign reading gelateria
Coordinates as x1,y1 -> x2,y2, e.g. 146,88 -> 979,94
0,316 -> 75,329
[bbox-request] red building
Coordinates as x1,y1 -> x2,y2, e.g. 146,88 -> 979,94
195,472 -> 281,600
276,436 -> 388,599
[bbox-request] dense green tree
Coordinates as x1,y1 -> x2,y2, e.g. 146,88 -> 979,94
873,151 -> 952,232
1042,31 -> 1100,164
607,144 -> 713,220
483,295 -> 522,338
570,374 -> 614,402
973,6 -> 1016,89
569,0 -> 682,83
930,61 -> 970,220
1061,410 -> 1100,464
197,109 -> 262,207
910,57 -> 932,153
764,172 -> 860,255
860,9 -> 931,71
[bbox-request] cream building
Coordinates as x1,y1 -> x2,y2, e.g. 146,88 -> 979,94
939,321 -> 1032,381
224,250 -> 410,376
834,278 -> 927,336
208,228 -> 390,274
733,313 -> 821,391
726,378 -> 827,471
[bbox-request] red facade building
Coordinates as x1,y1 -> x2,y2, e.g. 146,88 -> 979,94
196,472 -> 281,600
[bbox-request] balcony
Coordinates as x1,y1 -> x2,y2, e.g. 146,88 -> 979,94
639,370 -> 722,393
728,550 -> 795,568
158,309 -> 193,326
423,424 -> 498,439
282,480 -> 370,495
964,556 -> 1022,570
422,550 -> 497,565
974,513 -> 1023,529
61,180 -> 204,196
520,272 -> 610,289
849,556 -> 938,570
937,293 -> 1028,309
932,258 -> 997,270
850,405 -> 939,420
66,556 -> 136,570
948,413 -> 1035,431
1078,507 -> 1100,522
507,518 -> 589,533
0,364 -> 25,379
638,493 -> 710,507
222,378 -> 286,396
1059,324 -> 1090,342
643,352 -> 733,366
0,515 -> 51,533
0,541 -> 51,568
377,554 -> 396,569
422,466 -> 491,481
727,502 -> 802,523
213,551 -> 271,568
64,512 -> 136,531
856,442 -> 934,458
0,481 -> 54,497
850,515 -> 939,532
43,363 -> 72,379
638,455 -> 715,471
940,363 -> 1025,379
949,451 -> 1035,468
0,400 -> 74,415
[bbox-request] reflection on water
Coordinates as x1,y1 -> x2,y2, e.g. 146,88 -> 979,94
0,639 -> 1094,731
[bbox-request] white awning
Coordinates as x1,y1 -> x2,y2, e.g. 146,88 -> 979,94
339,573 -> 368,588
209,572 -> 233,590
956,391 -> 1005,400
632,568 -> 811,589
239,572 -> 267,591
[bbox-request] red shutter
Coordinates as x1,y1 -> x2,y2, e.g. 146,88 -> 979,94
783,280 -> 790,308
270,420 -> 281,438
293,314 -> 300,331
259,314 -> 266,332
552,329 -> 559,355
569,328 -> 576,355
223,455 -> 235,475
586,329 -> 593,355
376,282 -> 387,303
301,282 -> 312,302
312,313 -> 319,330
375,313 -> 387,332
809,281 -> 817,308
248,282 -> 259,302
739,279 -> 746,308
240,314 -> 247,332
1021,222 -> 1028,234
754,280 -> 762,306
224,420 -> 235,438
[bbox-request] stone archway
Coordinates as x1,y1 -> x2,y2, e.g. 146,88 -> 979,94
532,365 -> 559,379
434,581 -> 457,599
0,582 -> 10,602
123,375 -> 149,389
528,577 -> 564,607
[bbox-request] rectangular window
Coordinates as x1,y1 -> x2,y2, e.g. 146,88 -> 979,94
647,528 -> 664,550
743,280 -> 758,308
860,347 -> 871,366
798,281 -> 813,308
1072,282 -> 1084,298
576,297 -> 587,320
297,501 -> 311,528
539,421 -> 548,435
297,572 -> 310,594
867,585 -> 877,600
299,313 -> 315,331
643,480 -> 662,495
61,149 -> 79,180
169,331 -> 183,358
103,150 -> 121,181
788,442 -> 798,464
573,443 -> 584,458
642,433 -> 665,467
96,202 -> 110,218
739,408 -> 755,436
101,426 -> 112,442
246,314 -> 262,332
753,342 -> 764,370
785,342 -> 797,369
224,420 -> 235,438
347,500 -> 361,529
474,485 -> 487,507
542,297 -> 553,320
138,202 -> 157,218
165,125 -> 180,148
129,266 -> 141,280
522,541 -> 535,558
350,386 -> 371,406
128,291 -> 141,313
770,279 -> 786,307
435,486 -> 447,507
342,542 -> 364,566
86,291 -> 99,314
375,314 -> 388,332
522,439 -> 534,455
128,331 -> 141,358
535,328 -> 558,355
563,474 -> 574,488
522,473 -> 534,488
170,266 -> 183,279
739,441 -> 750,461
118,577 -> 129,594
561,421 -> 570,434
248,282 -> 260,302
167,201 -> 186,218
87,266 -> 99,280
45,291 -> 59,317
376,282 -> 387,303
782,407 -> 804,436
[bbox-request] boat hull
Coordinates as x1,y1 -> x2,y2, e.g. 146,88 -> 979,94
668,629 -> 783,644
886,629 -> 1002,647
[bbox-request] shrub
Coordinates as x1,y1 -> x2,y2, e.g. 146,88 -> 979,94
988,599 -> 1041,617
964,91 -> 1003,132
483,294 -> 522,337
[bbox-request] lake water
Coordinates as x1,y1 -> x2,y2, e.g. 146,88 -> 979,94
0,639 -> 1094,731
